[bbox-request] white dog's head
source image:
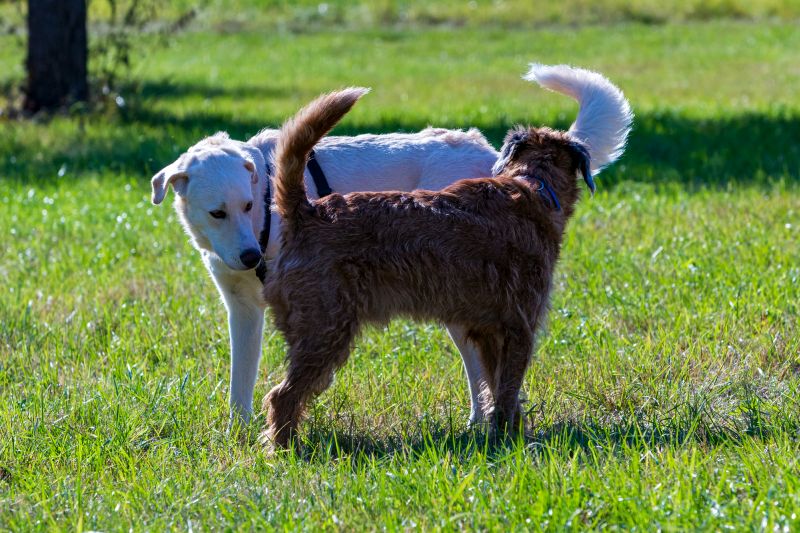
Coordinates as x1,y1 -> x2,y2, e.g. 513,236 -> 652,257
151,133 -> 267,271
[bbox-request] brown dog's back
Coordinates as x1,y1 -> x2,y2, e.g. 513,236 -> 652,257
267,176 -> 559,327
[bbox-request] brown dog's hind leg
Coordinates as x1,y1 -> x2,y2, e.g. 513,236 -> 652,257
492,326 -> 534,435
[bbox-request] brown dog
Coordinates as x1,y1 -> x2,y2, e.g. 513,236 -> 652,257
262,87 -> 628,449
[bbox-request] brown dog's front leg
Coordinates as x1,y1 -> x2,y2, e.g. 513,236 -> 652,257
492,327 -> 534,436
262,324 -> 357,451
262,379 -> 305,451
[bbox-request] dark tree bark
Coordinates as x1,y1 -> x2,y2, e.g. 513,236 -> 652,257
24,0 -> 88,113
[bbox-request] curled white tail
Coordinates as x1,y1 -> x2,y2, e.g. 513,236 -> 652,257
525,64 -> 633,174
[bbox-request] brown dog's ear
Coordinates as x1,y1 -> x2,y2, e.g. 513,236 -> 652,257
151,163 -> 189,205
492,130 -> 529,176
568,141 -> 594,194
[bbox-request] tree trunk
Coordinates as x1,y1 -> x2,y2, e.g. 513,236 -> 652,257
24,0 -> 88,113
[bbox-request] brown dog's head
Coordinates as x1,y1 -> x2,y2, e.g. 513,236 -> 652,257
492,126 -> 593,213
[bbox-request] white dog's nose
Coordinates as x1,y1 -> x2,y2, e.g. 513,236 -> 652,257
239,248 -> 262,269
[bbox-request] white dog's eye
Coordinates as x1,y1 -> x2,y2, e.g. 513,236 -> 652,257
244,201 -> 253,212
209,210 -> 226,219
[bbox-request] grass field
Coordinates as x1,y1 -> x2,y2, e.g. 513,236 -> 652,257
1,3 -> 800,530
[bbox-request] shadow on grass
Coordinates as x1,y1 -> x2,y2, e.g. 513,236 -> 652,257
129,80 -> 293,101
2,92 -> 799,188
292,422 -> 784,465
276,396 -> 788,464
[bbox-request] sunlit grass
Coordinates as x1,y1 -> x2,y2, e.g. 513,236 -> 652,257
1,14 -> 799,531
3,0 -> 799,35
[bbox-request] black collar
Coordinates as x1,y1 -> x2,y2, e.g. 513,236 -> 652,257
255,163 -> 272,283
524,173 -> 561,211
255,149 -> 332,282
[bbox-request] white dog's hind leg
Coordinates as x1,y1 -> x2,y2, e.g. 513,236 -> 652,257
445,323 -> 488,425
225,296 -> 266,424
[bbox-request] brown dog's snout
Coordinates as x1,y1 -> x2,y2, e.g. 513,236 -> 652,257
239,248 -> 262,269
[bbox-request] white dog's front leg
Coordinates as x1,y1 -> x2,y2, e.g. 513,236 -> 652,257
445,323 -> 488,425
226,297 -> 266,424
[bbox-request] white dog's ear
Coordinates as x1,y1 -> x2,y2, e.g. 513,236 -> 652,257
239,143 -> 266,185
243,160 -> 258,185
492,129 -> 530,176
151,163 -> 189,205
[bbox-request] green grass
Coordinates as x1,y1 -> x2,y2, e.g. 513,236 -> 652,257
150,0 -> 800,31
1,9 -> 800,531
3,0 -> 800,34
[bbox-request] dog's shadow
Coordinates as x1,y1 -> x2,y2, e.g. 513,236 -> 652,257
238,411 -> 779,464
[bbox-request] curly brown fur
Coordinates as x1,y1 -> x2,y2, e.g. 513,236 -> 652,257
262,89 -> 603,450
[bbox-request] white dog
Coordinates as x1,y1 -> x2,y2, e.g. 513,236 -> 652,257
151,64 -> 632,426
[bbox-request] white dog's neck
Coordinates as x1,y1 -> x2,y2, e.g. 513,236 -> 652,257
251,157 -> 282,261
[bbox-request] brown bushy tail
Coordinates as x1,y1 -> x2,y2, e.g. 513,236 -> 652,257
272,87 -> 369,226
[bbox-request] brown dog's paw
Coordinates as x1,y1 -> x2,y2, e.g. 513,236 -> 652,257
259,424 -> 303,457
258,429 -> 285,457
489,406 -> 526,439
258,428 -> 274,448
